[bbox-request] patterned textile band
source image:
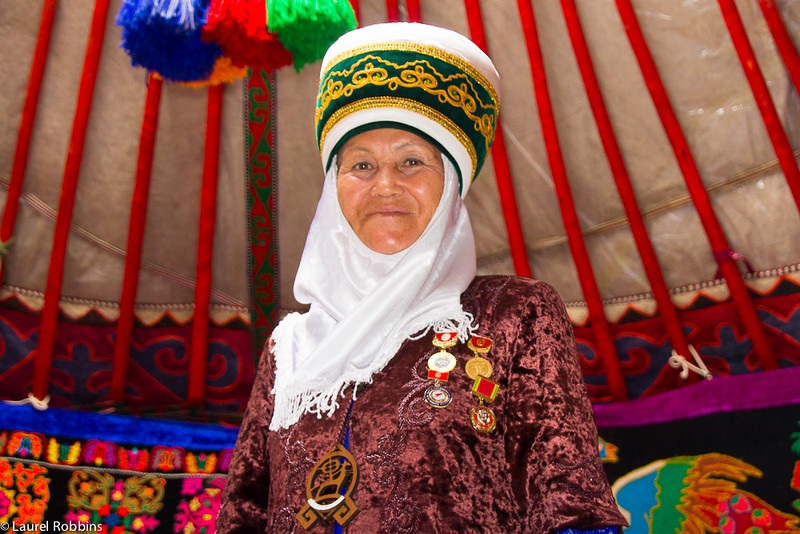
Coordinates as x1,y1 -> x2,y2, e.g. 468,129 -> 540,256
556,527 -> 619,534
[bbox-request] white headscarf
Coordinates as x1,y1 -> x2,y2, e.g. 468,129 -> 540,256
269,155 -> 476,430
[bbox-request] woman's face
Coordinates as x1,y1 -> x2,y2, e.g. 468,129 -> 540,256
337,128 -> 445,254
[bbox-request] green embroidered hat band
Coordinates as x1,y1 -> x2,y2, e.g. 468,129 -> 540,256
316,22 -> 501,197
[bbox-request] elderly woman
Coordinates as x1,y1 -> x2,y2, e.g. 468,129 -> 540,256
217,22 -> 626,534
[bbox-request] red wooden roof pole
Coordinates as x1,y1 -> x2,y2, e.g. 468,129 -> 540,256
756,0 -> 800,107
516,0 -> 628,401
32,0 -> 112,401
615,0 -> 779,371
110,74 -> 163,403
490,125 -> 534,278
386,0 -> 399,22
188,84 -> 224,406
349,0 -> 360,26
1,0 -> 60,282
718,0 -> 800,211
560,0 -> 694,368
406,0 -> 421,23
463,0 -> 533,278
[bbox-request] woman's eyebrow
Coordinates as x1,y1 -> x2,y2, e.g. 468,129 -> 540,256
338,146 -> 372,160
393,141 -> 438,155
342,145 -> 368,152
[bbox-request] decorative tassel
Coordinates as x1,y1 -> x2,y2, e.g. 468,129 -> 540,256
267,0 -> 357,70
181,56 -> 249,87
203,0 -> 293,71
117,0 -> 223,82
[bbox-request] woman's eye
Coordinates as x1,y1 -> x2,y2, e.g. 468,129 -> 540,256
405,158 -> 423,166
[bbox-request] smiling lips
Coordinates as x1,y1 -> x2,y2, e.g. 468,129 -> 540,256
363,204 -> 414,219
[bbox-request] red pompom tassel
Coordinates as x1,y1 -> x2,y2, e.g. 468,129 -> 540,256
204,0 -> 293,71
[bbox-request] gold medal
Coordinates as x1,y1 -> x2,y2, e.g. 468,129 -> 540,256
468,375 -> 500,433
469,403 -> 497,433
466,335 -> 494,379
464,356 -> 492,380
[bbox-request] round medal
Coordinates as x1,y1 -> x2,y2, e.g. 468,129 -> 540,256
464,356 -> 493,380
427,351 -> 457,373
424,385 -> 453,408
469,404 -> 497,433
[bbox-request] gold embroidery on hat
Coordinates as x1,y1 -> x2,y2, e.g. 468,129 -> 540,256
322,41 -> 499,104
318,97 -> 478,176
317,55 -> 497,153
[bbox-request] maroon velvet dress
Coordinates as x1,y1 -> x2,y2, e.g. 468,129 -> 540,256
217,276 -> 626,533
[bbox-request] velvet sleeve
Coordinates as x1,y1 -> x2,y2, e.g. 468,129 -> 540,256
216,342 -> 276,533
502,279 -> 626,532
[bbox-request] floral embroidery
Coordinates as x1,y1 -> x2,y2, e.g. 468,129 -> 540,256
47,438 -> 82,465
83,439 -> 117,467
0,459 -> 50,528
173,476 -> 226,533
150,446 -> 185,472
185,452 -> 218,474
66,471 -> 164,532
274,426 -> 314,533
366,352 -> 437,534
6,432 -> 45,459
0,486 -> 14,521
118,447 -> 149,471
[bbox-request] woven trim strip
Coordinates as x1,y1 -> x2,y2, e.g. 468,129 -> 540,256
246,69 -> 280,361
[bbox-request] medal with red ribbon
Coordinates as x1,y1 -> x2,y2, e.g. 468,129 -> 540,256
418,332 -> 502,432
469,375 -> 500,433
425,332 -> 458,408
466,335 -> 499,433
465,335 -> 493,380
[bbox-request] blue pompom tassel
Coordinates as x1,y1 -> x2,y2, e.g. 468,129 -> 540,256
117,0 -> 223,82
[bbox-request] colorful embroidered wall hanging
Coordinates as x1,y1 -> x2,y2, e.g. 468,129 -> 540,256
595,366 -> 800,534
0,403 -> 236,532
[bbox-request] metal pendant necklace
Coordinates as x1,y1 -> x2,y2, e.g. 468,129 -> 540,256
296,396 -> 359,530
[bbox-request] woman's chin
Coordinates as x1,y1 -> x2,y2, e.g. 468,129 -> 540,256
360,234 -> 416,255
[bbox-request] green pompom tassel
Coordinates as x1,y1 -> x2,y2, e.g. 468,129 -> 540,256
267,0 -> 357,71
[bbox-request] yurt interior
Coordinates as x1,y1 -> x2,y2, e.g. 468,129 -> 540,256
1,0 -> 799,531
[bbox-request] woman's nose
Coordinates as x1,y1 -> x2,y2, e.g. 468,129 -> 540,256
370,165 -> 403,197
